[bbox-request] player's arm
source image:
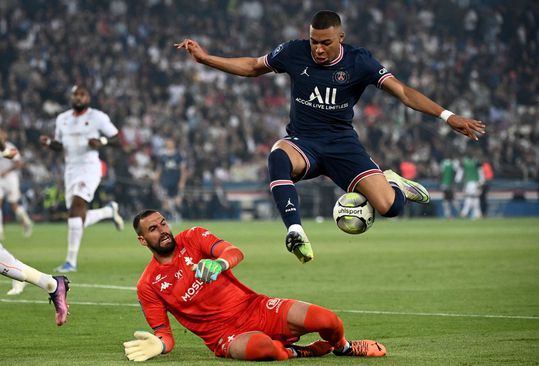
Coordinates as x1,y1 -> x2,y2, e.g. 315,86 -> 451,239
192,239 -> 244,283
39,135 -> 63,151
381,77 -> 486,141
174,39 -> 271,77
88,134 -> 119,149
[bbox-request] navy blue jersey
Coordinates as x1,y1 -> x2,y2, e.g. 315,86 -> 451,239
264,40 -> 393,139
158,152 -> 184,188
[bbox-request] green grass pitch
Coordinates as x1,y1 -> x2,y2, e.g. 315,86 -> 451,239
1,217 -> 538,365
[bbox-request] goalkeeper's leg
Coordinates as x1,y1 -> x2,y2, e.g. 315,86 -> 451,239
229,332 -> 291,360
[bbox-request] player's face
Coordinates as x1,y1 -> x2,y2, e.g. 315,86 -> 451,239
138,212 -> 177,256
71,88 -> 90,112
309,26 -> 344,65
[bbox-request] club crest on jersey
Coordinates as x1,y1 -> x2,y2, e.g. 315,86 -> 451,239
332,70 -> 349,83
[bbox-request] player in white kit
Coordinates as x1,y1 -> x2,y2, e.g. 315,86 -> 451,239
40,85 -> 125,273
0,128 -> 33,242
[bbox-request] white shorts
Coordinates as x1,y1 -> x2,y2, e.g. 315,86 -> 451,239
64,164 -> 102,209
0,174 -> 21,203
464,181 -> 480,197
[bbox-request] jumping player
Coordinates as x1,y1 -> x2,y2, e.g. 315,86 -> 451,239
175,10 -> 486,263
124,209 -> 386,361
40,85 -> 125,272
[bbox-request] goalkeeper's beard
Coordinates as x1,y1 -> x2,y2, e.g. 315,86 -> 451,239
150,232 -> 177,256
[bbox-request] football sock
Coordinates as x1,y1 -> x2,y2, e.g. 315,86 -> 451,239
302,304 -> 347,349
0,244 -> 57,292
244,333 -> 290,360
66,217 -> 83,267
268,149 -> 301,228
84,206 -> 113,227
14,206 -> 32,226
381,185 -> 406,217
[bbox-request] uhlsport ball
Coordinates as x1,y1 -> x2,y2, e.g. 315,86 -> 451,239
333,192 -> 375,234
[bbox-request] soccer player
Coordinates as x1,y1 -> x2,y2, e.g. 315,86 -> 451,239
0,243 -> 69,325
175,10 -> 486,263
459,156 -> 484,219
0,127 -> 33,241
124,209 -> 386,361
439,155 -> 462,219
39,85 -> 125,273
154,138 -> 188,222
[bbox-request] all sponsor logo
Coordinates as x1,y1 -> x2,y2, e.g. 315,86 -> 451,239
266,298 -> 284,312
181,279 -> 205,302
378,67 -> 388,75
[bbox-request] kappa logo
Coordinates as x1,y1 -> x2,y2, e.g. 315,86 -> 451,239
184,256 -> 194,266
202,231 -> 210,237
300,67 -> 310,76
160,281 -> 172,292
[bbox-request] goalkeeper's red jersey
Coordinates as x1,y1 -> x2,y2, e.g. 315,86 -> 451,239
136,226 -> 258,352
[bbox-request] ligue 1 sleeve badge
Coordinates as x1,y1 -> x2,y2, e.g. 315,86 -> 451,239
332,70 -> 349,83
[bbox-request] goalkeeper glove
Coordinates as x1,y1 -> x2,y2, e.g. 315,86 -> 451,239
192,259 -> 227,283
123,331 -> 165,362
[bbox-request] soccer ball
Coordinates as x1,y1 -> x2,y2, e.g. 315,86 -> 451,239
333,192 -> 375,234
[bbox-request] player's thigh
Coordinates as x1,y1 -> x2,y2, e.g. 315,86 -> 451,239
227,331 -> 266,359
354,174 -> 396,213
1,176 -> 20,203
285,300 -> 311,336
64,167 -> 101,209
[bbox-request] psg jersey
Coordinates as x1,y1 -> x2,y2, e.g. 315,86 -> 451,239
264,40 -> 393,138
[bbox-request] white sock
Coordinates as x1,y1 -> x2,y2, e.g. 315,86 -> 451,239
84,206 -> 113,228
66,217 -> 83,267
0,244 -> 57,292
288,224 -> 304,234
15,206 -> 32,226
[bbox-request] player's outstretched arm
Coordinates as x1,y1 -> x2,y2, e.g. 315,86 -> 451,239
39,135 -> 63,151
381,77 -> 486,141
124,331 -> 165,362
174,38 -> 271,77
192,244 -> 244,283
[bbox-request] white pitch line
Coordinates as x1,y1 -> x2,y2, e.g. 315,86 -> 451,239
335,309 -> 539,320
0,297 -> 537,320
0,298 -> 139,307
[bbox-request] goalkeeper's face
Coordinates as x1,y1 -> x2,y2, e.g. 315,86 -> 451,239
138,213 -> 177,257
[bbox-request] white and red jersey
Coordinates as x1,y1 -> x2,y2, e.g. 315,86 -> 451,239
54,107 -> 118,167
137,227 -> 258,352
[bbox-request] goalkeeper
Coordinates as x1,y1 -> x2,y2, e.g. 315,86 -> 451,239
124,209 -> 386,361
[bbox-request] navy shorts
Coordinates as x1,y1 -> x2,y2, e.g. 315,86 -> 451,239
280,135 -> 383,192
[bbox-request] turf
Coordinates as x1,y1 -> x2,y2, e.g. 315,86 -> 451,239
1,217 -> 538,365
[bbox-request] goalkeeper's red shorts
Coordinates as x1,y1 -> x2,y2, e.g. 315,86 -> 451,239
213,295 -> 297,358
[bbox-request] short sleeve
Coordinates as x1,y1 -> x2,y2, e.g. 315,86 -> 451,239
357,49 -> 394,88
97,111 -> 119,137
263,40 -> 295,74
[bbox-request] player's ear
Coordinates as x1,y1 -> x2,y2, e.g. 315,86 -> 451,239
339,31 -> 345,43
137,235 -> 148,247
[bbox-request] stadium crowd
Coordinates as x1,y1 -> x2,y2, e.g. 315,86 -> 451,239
0,0 -> 537,219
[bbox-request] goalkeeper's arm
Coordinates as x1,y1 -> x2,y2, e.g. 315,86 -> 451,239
192,243 -> 244,283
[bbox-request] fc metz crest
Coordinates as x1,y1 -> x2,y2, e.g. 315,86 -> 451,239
332,70 -> 349,83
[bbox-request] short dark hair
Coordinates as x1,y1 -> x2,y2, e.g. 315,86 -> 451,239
311,10 -> 341,30
133,209 -> 159,235
71,84 -> 90,94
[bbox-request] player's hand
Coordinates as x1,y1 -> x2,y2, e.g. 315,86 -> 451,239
174,39 -> 208,63
88,138 -> 102,149
192,259 -> 227,283
446,115 -> 486,141
39,135 -> 51,146
123,331 -> 164,362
